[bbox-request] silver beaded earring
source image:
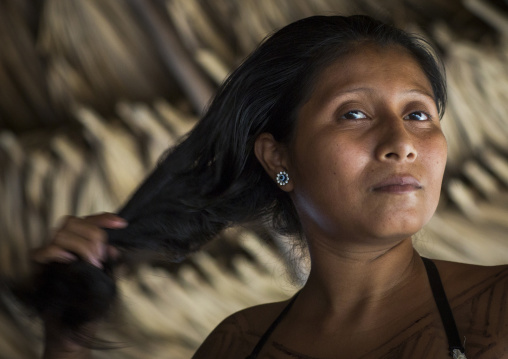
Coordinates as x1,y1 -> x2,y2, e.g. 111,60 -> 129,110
276,171 -> 290,186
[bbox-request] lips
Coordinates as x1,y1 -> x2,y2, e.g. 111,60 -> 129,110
372,175 -> 422,193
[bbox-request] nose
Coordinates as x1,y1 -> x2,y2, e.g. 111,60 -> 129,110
374,118 -> 417,162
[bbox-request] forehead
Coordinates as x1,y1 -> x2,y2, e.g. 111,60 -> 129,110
307,44 -> 434,104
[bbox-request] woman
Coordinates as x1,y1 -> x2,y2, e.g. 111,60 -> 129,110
33,15 -> 508,359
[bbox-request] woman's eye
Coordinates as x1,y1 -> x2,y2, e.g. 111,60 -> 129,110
341,110 -> 367,120
404,111 -> 430,121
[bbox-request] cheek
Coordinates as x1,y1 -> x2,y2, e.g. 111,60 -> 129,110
427,133 -> 447,183
421,133 -> 447,210
290,136 -> 369,223
293,134 -> 368,189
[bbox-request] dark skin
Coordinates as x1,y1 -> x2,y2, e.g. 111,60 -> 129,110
194,45 -> 508,358
193,259 -> 508,358
36,45 -> 508,358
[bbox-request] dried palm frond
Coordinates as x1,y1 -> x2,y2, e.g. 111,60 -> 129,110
0,1 -> 60,132
39,0 -> 175,116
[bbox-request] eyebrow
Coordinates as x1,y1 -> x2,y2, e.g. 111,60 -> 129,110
332,87 -> 435,101
403,88 -> 436,100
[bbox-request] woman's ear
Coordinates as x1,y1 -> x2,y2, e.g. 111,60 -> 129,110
254,133 -> 293,192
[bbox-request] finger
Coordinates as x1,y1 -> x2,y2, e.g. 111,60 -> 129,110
32,246 -> 77,265
44,213 -> 127,268
53,231 -> 104,268
62,218 -> 109,244
54,214 -> 126,251
57,220 -> 110,260
83,212 -> 128,229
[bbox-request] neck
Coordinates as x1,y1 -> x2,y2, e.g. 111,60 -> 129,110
300,237 -> 424,321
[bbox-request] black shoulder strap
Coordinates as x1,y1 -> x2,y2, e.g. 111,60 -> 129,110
422,257 -> 466,357
247,259 -> 466,359
245,292 -> 300,359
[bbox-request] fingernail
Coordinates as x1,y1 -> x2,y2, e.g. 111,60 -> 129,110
57,254 -> 74,263
60,252 -> 77,262
113,218 -> 128,227
92,258 -> 103,269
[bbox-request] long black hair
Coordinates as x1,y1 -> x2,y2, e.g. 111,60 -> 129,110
27,15 -> 447,334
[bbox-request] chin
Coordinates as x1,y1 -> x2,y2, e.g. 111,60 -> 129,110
367,217 -> 425,242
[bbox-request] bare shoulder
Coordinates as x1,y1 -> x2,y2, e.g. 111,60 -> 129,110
192,299 -> 291,359
432,259 -> 508,294
433,259 -> 508,356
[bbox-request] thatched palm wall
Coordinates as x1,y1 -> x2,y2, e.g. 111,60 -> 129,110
1,0 -> 508,358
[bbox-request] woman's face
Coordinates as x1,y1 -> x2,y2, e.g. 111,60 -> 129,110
286,45 -> 447,248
